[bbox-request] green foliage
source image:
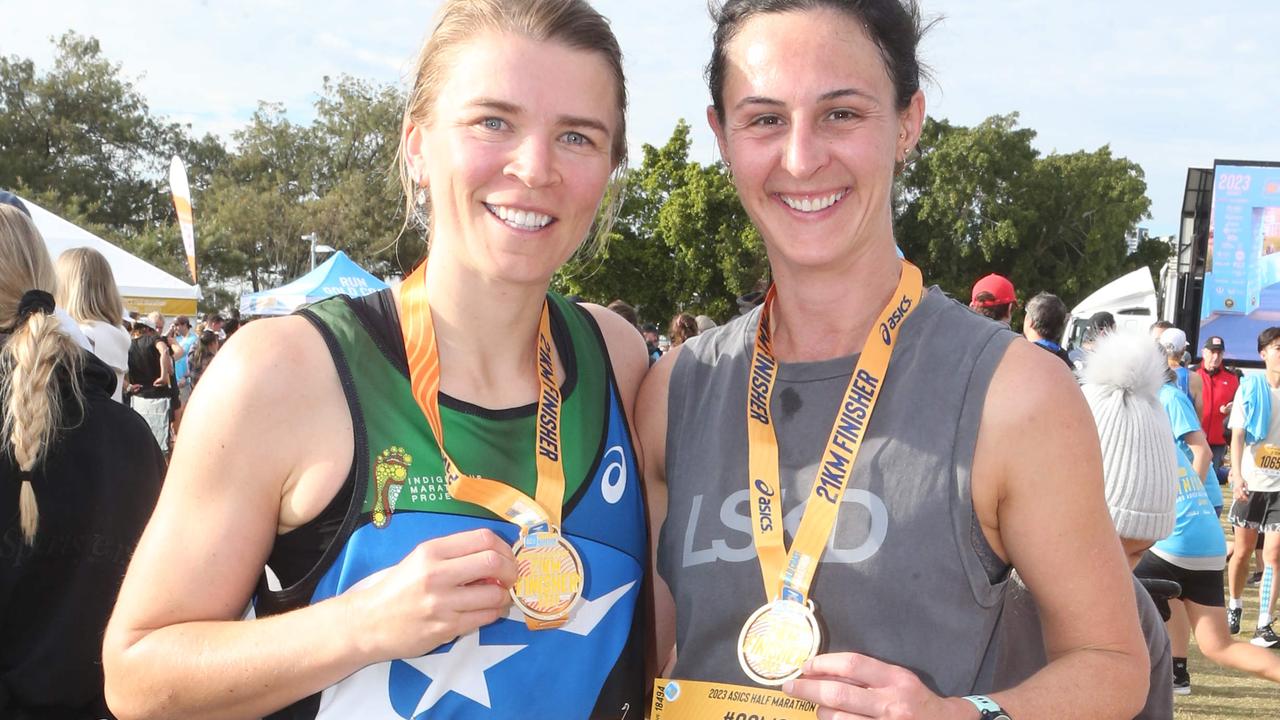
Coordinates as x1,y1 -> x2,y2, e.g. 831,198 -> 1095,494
2,36 -> 1160,322
897,113 -> 1154,308
558,121 -> 765,324
0,33 -> 200,238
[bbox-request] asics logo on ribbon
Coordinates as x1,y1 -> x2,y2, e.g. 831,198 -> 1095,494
879,294 -> 913,345
754,478 -> 776,532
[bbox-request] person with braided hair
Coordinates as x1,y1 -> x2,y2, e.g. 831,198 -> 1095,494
0,204 -> 164,719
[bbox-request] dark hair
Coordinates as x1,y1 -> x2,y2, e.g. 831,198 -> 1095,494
707,0 -> 929,123
1258,327 -> 1280,353
606,299 -> 639,329
669,313 -> 700,346
1149,320 -> 1174,334
189,331 -> 220,387
970,292 -> 1011,321
1024,292 -> 1067,340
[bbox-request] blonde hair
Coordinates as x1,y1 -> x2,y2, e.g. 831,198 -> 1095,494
0,205 -> 84,544
55,246 -> 126,327
396,0 -> 629,259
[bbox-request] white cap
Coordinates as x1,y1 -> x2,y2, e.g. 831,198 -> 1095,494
1158,327 -> 1187,353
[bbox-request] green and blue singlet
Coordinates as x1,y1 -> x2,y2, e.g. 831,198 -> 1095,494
254,290 -> 646,720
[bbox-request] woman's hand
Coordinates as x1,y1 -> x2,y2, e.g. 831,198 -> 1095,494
782,653 -> 976,720
1230,468 -> 1249,502
347,528 -> 518,662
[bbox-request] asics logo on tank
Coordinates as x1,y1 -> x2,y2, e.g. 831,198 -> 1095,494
601,445 -> 627,504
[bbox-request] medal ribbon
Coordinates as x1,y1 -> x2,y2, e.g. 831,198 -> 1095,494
399,263 -> 566,531
746,261 -> 923,603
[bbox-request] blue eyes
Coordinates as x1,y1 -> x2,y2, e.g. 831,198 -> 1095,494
476,118 -> 594,148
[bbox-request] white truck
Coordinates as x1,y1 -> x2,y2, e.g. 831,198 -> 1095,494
1060,267 -> 1159,352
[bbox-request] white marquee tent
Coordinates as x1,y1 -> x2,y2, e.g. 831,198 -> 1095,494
20,194 -> 202,315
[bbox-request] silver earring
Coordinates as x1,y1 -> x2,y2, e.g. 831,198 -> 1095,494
415,187 -> 427,206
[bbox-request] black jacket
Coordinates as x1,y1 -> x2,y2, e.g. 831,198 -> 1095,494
0,350 -> 165,719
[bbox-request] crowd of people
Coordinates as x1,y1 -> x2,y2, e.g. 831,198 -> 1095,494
966,271 -> 1280,700
2,1 -> 1277,719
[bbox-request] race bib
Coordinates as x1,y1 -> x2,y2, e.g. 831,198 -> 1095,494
1253,444 -> 1280,474
652,678 -> 818,720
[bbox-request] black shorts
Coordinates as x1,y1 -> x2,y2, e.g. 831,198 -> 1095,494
1135,552 -> 1225,609
1228,490 -> 1280,533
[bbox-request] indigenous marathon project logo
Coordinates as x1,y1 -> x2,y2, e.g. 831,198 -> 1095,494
372,446 -> 413,528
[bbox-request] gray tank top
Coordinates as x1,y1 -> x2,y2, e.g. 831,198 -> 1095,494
657,287 -> 1016,695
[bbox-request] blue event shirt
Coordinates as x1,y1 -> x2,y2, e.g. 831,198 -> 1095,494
1158,383 -> 1224,508
1151,446 -> 1227,570
174,332 -> 198,383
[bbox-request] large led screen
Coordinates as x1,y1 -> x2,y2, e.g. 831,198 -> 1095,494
1198,160 -> 1280,363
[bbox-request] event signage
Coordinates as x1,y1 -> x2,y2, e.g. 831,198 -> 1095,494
1199,160 -> 1280,362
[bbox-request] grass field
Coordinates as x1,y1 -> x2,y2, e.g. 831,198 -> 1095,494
1172,556 -> 1280,718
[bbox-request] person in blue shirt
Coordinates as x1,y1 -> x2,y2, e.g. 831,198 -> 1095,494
1136,432 -> 1280,690
1157,332 -> 1222,514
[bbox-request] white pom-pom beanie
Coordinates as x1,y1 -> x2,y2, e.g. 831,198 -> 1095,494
1080,331 -> 1179,542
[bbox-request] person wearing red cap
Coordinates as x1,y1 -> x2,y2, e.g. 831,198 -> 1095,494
971,273 -> 1016,325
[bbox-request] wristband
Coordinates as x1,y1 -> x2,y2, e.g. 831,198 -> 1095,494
962,695 -> 1011,720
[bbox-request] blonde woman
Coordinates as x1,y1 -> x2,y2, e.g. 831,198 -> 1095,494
56,247 -> 131,402
104,1 -> 649,718
0,205 -> 164,718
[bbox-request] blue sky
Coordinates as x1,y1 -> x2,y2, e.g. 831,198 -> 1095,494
3,0 -> 1277,238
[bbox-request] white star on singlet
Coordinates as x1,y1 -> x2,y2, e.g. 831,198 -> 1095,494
401,632 -> 526,715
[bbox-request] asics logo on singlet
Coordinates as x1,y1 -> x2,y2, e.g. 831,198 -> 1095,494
601,445 -> 627,504
681,488 -> 888,567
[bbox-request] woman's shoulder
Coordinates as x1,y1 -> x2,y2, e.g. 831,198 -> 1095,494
578,302 -> 648,397
211,315 -> 332,390
82,319 -> 130,352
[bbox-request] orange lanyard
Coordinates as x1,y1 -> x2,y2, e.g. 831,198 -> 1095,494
745,261 -> 923,603
398,264 -> 566,530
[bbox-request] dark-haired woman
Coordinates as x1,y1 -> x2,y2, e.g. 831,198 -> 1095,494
185,330 -> 219,389
0,205 -> 164,719
637,2 -> 1149,718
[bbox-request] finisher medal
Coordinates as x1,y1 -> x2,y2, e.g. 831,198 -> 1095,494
400,263 -> 584,630
737,599 -> 822,686
737,261 -> 923,684
511,527 -> 584,625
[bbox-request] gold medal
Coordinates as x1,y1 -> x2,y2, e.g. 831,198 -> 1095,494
736,262 -> 922,685
510,527 -> 584,627
737,598 -> 822,686
401,266 -> 586,630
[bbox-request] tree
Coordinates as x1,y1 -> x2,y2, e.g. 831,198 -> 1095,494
896,113 -> 1153,308
558,121 -> 764,324
0,33 -> 196,236
194,76 -> 407,296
